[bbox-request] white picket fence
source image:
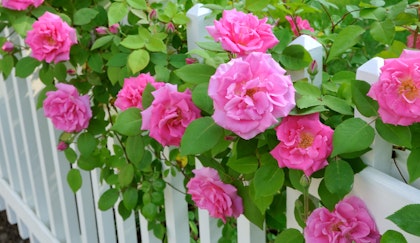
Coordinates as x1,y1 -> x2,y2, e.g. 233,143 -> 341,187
1,3 -> 420,243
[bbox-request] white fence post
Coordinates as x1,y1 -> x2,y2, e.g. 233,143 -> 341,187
186,3 -> 213,58
288,35 -> 323,86
354,57 -> 393,174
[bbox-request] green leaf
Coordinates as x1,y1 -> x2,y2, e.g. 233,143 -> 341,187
127,0 -> 147,9
174,64 -> 216,84
380,230 -> 407,243
123,187 -> 138,210
73,8 -> 99,25
118,201 -> 131,220
142,202 -> 157,220
12,15 -> 35,37
407,149 -> 420,183
64,148 -> 78,164
128,49 -> 150,74
108,2 -> 129,25
318,179 -> 341,210
245,0 -> 271,12
387,204 -> 420,236
88,53 -> 104,73
294,81 -> 321,97
370,19 -> 395,45
1,55 -> 14,78
112,107 -> 142,136
274,228 -> 304,243
324,160 -> 354,197
107,53 -> 129,67
235,184 -> 264,229
91,35 -> 114,50
289,169 -> 305,193
145,37 -> 166,53
279,45 -> 312,71
119,163 -> 134,187
180,117 -> 224,155
141,83 -> 155,110
327,25 -> 365,63
227,156 -> 259,174
332,118 -> 375,156
192,83 -> 213,114
249,182 -> 273,215
67,169 -> 82,193
296,95 -> 323,109
98,188 -> 119,211
15,57 -> 40,78
120,35 -> 145,49
376,119 -> 412,148
351,79 -> 379,117
322,95 -> 353,115
253,165 -> 284,197
126,135 -> 145,164
173,13 -> 190,25
53,62 -> 67,81
77,132 -> 97,156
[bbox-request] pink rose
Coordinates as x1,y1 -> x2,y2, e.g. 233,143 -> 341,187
270,113 -> 333,176
114,73 -> 164,111
1,0 -> 43,10
407,32 -> 420,49
206,9 -> 279,56
25,12 -> 77,64
368,49 -> 420,125
208,52 -> 295,140
43,83 -> 92,133
141,84 -> 201,146
304,196 -> 381,243
285,16 -> 314,37
186,167 -> 243,223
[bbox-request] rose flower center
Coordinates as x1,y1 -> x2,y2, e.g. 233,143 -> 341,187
246,88 -> 258,97
298,132 -> 314,148
398,78 -> 419,101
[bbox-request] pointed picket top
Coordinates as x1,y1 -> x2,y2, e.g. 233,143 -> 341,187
355,57 -> 384,85
186,4 -> 213,53
287,35 -> 323,87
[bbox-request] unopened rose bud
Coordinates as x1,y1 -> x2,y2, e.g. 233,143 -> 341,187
95,26 -> 108,35
67,69 -> 76,75
186,57 -> 198,64
57,141 -> 69,151
299,174 -> 310,188
308,60 -> 318,76
2,41 -> 14,52
165,22 -> 175,33
149,9 -> 157,20
109,24 -> 119,34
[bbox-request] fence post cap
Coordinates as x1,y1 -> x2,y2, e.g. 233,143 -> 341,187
289,34 -> 321,49
186,3 -> 212,17
356,57 -> 384,84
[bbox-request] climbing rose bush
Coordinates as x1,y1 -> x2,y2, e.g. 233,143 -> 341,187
141,84 -> 201,146
304,196 -> 381,243
270,113 -> 333,176
43,83 -> 92,133
186,167 -> 243,223
368,50 -> 420,126
208,52 -> 295,140
25,12 -> 77,63
1,0 -> 43,10
206,9 -> 279,56
114,73 -> 164,111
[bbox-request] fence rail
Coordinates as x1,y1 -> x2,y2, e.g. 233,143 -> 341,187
1,3 -> 420,243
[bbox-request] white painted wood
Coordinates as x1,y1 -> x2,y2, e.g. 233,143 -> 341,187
355,57 -> 393,174
288,35 -> 323,87
162,148 -> 190,243
237,215 -> 265,243
115,201 -> 138,243
186,3 -> 213,56
139,212 -> 161,243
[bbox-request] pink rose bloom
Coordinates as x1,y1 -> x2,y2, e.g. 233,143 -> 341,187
206,9 -> 279,56
43,83 -> 92,133
25,12 -> 77,64
1,0 -> 43,10
285,16 -> 314,37
186,167 -> 243,223
304,196 -> 381,243
141,84 -> 201,146
368,49 -> 420,125
407,33 -> 420,49
208,52 -> 295,140
114,73 -> 164,111
1,41 -> 14,52
270,113 -> 333,176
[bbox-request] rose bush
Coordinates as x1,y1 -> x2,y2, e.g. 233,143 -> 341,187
1,0 -> 420,242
